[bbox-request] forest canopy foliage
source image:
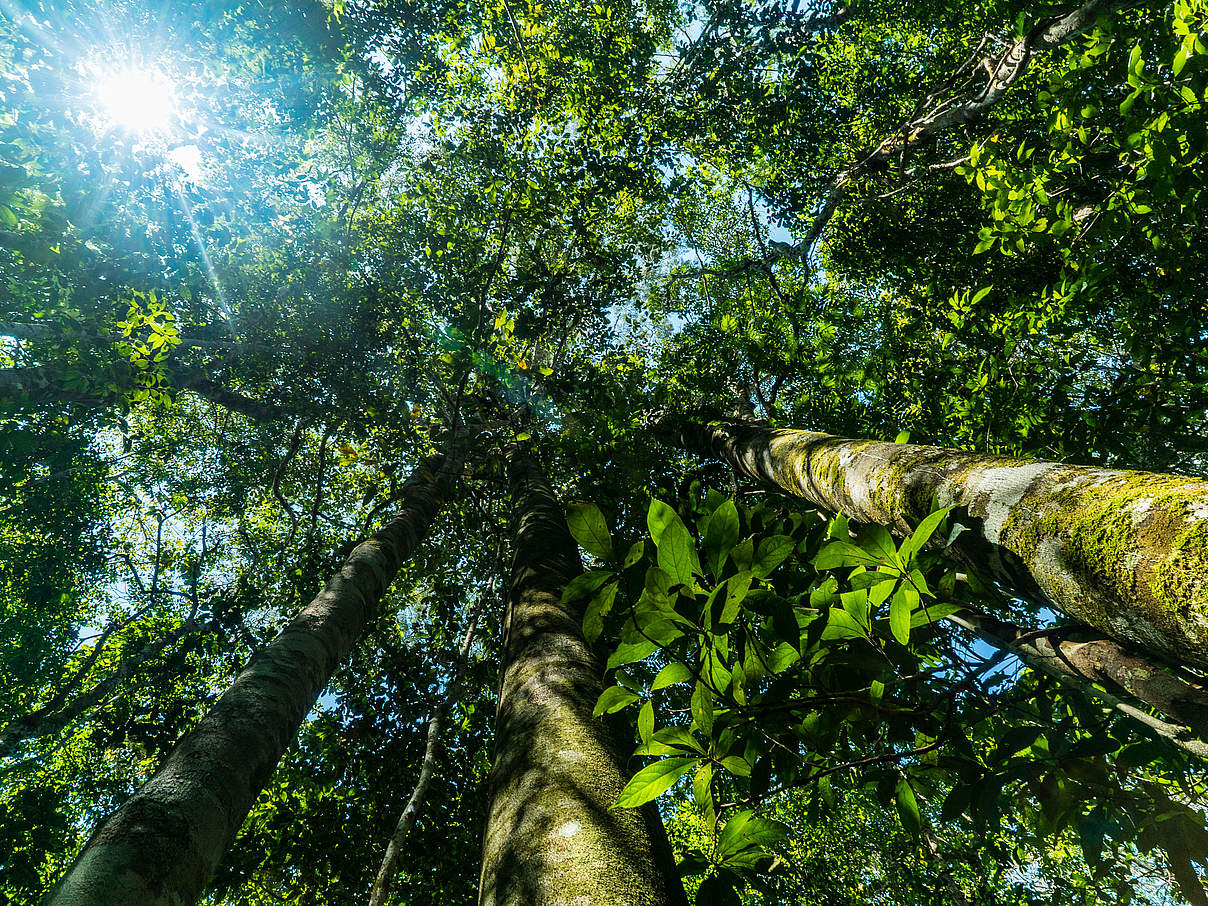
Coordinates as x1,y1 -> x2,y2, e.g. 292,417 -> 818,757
2,0 -> 1208,903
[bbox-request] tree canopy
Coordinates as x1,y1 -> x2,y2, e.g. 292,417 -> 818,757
2,0 -> 1208,903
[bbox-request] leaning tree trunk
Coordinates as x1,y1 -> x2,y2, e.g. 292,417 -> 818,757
46,455 -> 457,906
657,416 -> 1208,670
478,448 -> 687,906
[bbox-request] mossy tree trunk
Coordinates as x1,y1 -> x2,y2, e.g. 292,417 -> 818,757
658,416 -> 1208,669
46,456 -> 457,906
478,448 -> 687,906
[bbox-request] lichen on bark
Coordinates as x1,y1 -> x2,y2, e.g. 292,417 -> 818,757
478,449 -> 686,906
657,416 -> 1208,669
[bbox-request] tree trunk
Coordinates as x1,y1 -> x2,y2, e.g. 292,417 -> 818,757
946,606 -> 1208,760
45,455 -> 457,906
478,448 -> 687,906
657,416 -> 1208,669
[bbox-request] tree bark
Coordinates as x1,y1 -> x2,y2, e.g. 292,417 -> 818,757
478,448 -> 687,906
945,606 -> 1208,760
657,416 -> 1208,669
45,455 -> 457,906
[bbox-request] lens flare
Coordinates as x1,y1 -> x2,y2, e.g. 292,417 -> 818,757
96,68 -> 178,133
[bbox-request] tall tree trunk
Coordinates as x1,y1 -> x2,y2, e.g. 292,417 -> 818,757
45,455 -> 457,906
656,416 -> 1208,669
945,606 -> 1208,759
478,448 -> 687,906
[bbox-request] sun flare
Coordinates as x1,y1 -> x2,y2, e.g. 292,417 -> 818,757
95,67 -> 178,134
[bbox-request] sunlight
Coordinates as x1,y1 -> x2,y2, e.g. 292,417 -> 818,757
95,67 -> 178,134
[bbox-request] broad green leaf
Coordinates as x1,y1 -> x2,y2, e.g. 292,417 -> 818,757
889,585 -> 911,645
909,601 -> 965,628
731,536 -> 754,571
753,534 -> 794,577
644,566 -> 673,599
718,570 -> 753,626
638,700 -> 654,746
593,685 -> 639,717
623,539 -> 645,568
692,761 -> 714,813
657,518 -> 701,586
606,638 -> 659,669
720,755 -> 752,777
703,498 -> 739,575
857,523 -> 898,563
582,582 -> 618,643
898,505 -> 954,564
690,681 -> 714,735
822,607 -> 867,640
561,569 -> 613,603
841,588 -> 868,629
717,810 -> 789,859
827,513 -> 850,540
653,726 -> 705,753
613,757 -> 697,808
651,661 -> 692,690
895,777 -> 921,836
647,498 -> 678,546
567,502 -> 613,559
814,540 -> 875,570
769,640 -> 801,672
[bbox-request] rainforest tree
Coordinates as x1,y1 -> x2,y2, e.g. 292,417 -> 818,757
2,0 -> 1207,904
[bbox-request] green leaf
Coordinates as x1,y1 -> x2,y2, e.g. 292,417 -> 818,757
909,601 -> 964,628
638,700 -> 654,746
827,513 -> 850,540
703,498 -> 739,575
657,518 -> 701,586
647,498 -> 678,546
1174,45 -> 1189,75
582,582 -> 618,643
692,761 -> 715,815
690,681 -> 714,736
717,570 -> 753,626
814,540 -> 875,570
769,640 -> 801,671
717,809 -> 789,859
895,777 -> 921,836
651,661 -> 692,690
822,607 -> 867,640
730,536 -> 754,571
857,523 -> 898,563
593,685 -> 639,717
753,534 -> 794,577
561,569 -> 613,603
898,506 -> 954,564
841,589 -> 869,629
606,638 -> 659,669
720,755 -> 752,777
613,757 -> 697,808
623,540 -> 646,568
889,586 -> 912,645
894,430 -> 911,444
567,503 -> 613,559
653,726 -> 705,754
